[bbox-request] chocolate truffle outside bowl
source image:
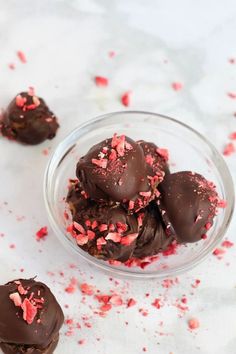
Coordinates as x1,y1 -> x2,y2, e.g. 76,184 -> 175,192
44,111 -> 234,279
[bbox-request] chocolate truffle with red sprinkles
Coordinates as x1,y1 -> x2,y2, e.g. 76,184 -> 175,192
76,134 -> 164,212
66,181 -> 139,262
66,181 -> 175,261
1,91 -> 59,145
0,278 -> 64,354
157,171 -> 219,243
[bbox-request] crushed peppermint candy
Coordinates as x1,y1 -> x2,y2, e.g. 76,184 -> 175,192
8,63 -> 16,70
121,91 -> 131,107
156,148 -> 169,161
36,226 -> 48,241
95,76 -> 109,87
227,92 -> 236,99
221,240 -> 234,248
223,142 -> 235,156
92,158 -> 108,169
65,277 -> 78,293
17,50 -> 27,63
21,298 -> 37,324
80,283 -> 95,296
172,82 -> 183,91
16,95 -> 27,108
188,318 -> 200,330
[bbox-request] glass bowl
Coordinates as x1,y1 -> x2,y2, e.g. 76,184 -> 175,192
44,111 -> 234,279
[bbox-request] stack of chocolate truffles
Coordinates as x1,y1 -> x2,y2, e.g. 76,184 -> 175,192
66,134 -> 220,263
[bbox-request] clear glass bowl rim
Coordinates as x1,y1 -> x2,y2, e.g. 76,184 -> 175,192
44,110 -> 235,279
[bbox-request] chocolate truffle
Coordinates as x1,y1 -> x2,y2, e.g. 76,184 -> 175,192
76,134 -> 164,212
1,91 -> 59,144
157,171 -> 219,243
67,181 -> 139,262
67,181 -> 174,262
133,203 -> 173,258
0,278 -> 64,354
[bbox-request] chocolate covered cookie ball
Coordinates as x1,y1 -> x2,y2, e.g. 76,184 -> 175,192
67,181 -> 139,262
157,171 -> 219,243
0,278 -> 64,354
76,134 -> 164,212
1,91 -> 59,144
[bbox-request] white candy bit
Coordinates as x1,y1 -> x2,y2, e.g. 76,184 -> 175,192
45,117 -> 53,123
9,292 -> 22,307
105,232 -> 121,243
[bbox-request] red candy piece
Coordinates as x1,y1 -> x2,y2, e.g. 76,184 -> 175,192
76,234 -> 89,246
229,132 -> 236,140
188,318 -> 200,330
16,95 -> 27,108
36,226 -> 48,241
227,92 -> 236,99
222,240 -> 234,248
172,82 -> 183,91
156,148 -> 169,161
127,298 -> 136,308
80,283 -> 94,296
95,76 -> 109,87
73,222 -> 85,234
121,92 -> 131,107
152,298 -> 162,309
223,142 -> 235,156
21,298 -> 37,324
17,50 -> 27,63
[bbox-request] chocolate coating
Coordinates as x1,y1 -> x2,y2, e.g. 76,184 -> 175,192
0,335 -> 59,354
157,171 -> 218,243
1,92 -> 59,144
134,203 -> 173,258
0,279 -> 64,354
76,135 -> 163,212
67,181 -> 139,262
67,182 -> 174,261
137,140 -> 170,176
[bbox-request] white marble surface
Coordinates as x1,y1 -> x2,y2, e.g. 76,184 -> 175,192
0,1 -> 236,353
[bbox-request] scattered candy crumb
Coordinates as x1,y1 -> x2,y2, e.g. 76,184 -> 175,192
172,82 -> 183,91
121,91 -> 131,107
8,63 -> 15,70
16,50 -> 27,63
227,92 -> 236,99
223,142 -> 235,156
108,51 -> 116,58
188,318 -> 200,330
36,227 -> 48,241
94,76 -> 109,87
